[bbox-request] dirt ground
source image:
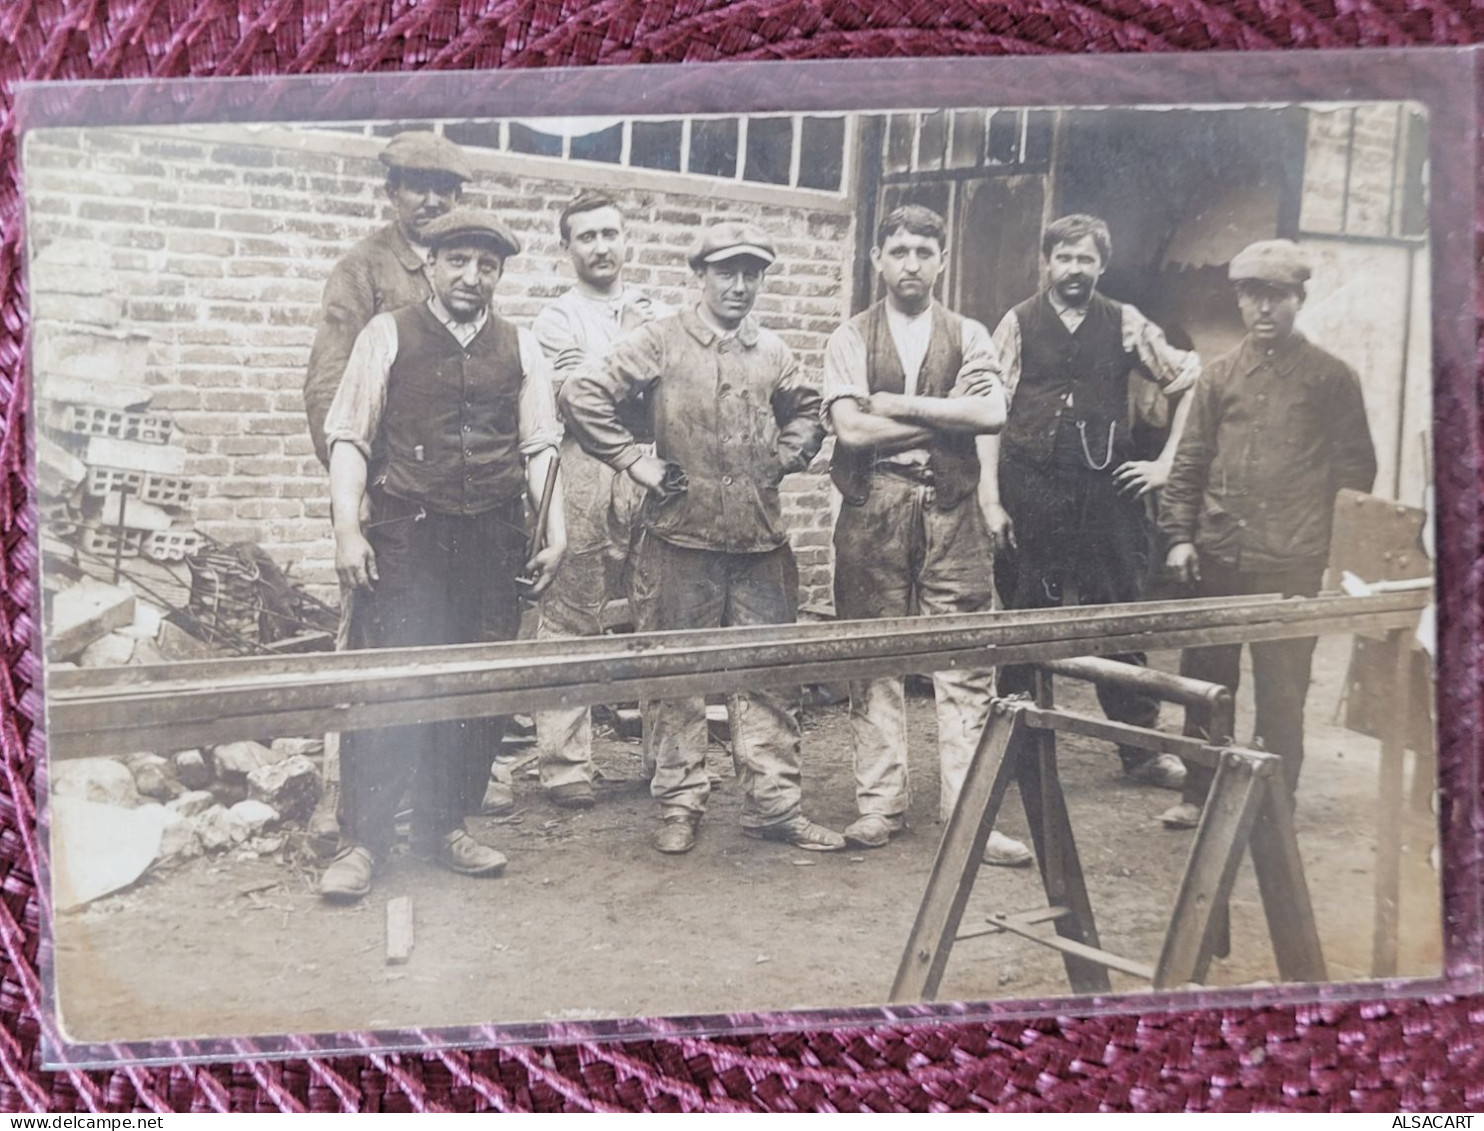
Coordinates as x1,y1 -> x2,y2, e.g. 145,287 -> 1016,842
53,636 -> 1443,1046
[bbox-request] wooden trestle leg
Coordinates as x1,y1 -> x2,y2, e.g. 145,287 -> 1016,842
1018,671 -> 1110,994
889,705 -> 1025,1003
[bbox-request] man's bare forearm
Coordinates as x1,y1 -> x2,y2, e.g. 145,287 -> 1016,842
329,443 -> 369,538
873,390 -> 1006,434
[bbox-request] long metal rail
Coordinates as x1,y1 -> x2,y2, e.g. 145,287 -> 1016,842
44,590 -> 1428,759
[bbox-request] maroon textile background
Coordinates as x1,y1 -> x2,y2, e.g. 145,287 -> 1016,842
2,0 -> 1482,1113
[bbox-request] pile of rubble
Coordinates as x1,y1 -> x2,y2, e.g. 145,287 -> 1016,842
37,323 -> 338,664
38,325 -> 202,565
51,737 -> 326,900
37,324 -> 205,667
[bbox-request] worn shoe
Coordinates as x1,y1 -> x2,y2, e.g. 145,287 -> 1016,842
745,814 -> 846,852
319,845 -> 376,902
481,779 -> 517,816
653,813 -> 700,855
546,781 -> 596,810
842,813 -> 905,849
1126,752 -> 1188,792
434,830 -> 508,877
981,830 -> 1034,868
1159,801 -> 1202,829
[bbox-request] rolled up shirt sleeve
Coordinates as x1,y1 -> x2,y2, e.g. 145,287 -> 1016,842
949,316 -> 1006,397
560,322 -> 666,472
990,310 -> 1023,407
1123,304 -> 1201,396
323,312 -> 399,461
532,301 -> 585,398
517,328 -> 562,457
819,321 -> 872,427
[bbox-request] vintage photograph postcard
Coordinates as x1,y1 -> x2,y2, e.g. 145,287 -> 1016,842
18,51 -> 1478,1064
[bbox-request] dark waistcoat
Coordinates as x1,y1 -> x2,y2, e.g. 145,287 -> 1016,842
830,302 -> 981,509
375,303 -> 526,515
1001,291 -> 1133,469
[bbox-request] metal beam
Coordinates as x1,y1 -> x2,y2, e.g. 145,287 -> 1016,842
44,591 -> 1428,759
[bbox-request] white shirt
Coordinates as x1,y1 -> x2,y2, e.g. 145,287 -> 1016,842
532,285 -> 668,388
885,302 -> 934,396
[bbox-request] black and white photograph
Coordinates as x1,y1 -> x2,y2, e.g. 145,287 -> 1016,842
23,71 -> 1449,1056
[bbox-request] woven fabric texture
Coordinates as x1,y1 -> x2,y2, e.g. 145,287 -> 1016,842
2,0 -> 1482,1113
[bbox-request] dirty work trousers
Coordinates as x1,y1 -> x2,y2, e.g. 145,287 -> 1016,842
994,441 -> 1161,769
534,437 -> 650,789
338,492 -> 525,855
833,472 -> 998,822
1178,559 -> 1324,804
629,532 -> 803,828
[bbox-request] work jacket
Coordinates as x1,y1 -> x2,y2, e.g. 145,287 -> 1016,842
1159,332 -> 1378,572
305,224 -> 433,466
561,307 -> 824,554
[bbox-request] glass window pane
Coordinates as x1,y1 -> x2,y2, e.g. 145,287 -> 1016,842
743,117 -> 793,185
689,118 -> 739,178
630,120 -> 683,171
443,121 -> 503,150
987,110 -> 1021,164
798,116 -> 845,191
509,123 -> 562,158
1024,110 -> 1054,165
917,111 -> 947,171
884,113 -> 913,174
371,121 -> 436,137
570,123 -> 623,164
950,109 -> 986,168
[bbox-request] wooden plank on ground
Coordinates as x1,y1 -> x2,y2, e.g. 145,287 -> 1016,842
48,580 -> 135,661
386,897 -> 413,965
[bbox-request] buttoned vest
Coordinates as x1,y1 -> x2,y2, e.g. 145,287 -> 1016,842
830,302 -> 981,509
376,303 -> 526,515
1001,292 -> 1133,469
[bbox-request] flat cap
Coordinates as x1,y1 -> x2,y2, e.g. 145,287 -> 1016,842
379,131 -> 474,182
688,220 -> 777,270
422,207 -> 522,258
1229,239 -> 1311,288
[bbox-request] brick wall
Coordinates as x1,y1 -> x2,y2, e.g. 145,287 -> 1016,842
24,125 -> 856,609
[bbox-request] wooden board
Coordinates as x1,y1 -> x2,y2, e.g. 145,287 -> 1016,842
1328,489 -> 1429,586
386,897 -> 413,965
48,580 -> 135,661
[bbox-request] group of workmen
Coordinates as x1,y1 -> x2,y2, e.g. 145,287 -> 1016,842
304,131 -> 1377,903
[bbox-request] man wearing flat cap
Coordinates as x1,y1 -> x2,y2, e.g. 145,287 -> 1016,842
303,132 -> 491,847
561,220 -> 845,856
305,130 -> 473,466
317,207 -> 567,900
1158,239 -> 1377,827
822,204 -> 1031,866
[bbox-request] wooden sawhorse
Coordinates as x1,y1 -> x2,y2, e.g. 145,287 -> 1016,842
891,682 -> 1328,1000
